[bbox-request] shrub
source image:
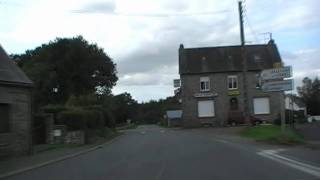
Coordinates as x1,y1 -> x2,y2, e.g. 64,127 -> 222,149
95,127 -> 115,138
66,94 -> 98,107
102,109 -> 115,128
58,109 -> 103,130
42,104 -> 66,114
59,109 -> 86,130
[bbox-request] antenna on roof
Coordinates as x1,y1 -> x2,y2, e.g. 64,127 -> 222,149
260,32 -> 273,43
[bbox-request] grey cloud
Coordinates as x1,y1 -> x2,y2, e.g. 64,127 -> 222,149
73,1 -> 115,14
282,48 -> 320,91
117,14 -> 239,76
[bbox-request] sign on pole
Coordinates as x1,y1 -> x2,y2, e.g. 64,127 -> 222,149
260,66 -> 292,80
261,79 -> 293,92
173,79 -> 181,88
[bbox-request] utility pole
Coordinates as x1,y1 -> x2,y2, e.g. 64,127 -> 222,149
238,1 -> 249,122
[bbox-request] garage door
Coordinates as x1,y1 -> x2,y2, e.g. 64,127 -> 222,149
253,97 -> 270,115
198,100 -> 215,117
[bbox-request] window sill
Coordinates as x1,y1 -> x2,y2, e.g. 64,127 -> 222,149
198,116 -> 215,118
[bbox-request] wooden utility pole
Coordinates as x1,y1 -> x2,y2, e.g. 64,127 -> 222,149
238,1 -> 249,121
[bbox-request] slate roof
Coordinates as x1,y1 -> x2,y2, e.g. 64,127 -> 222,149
0,45 -> 33,87
179,40 -> 282,75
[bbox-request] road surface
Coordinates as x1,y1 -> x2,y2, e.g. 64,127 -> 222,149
4,125 -> 319,180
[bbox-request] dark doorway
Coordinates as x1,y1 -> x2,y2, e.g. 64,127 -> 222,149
230,98 -> 238,110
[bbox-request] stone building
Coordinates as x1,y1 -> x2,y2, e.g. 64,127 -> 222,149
178,40 -> 283,127
0,45 -> 33,158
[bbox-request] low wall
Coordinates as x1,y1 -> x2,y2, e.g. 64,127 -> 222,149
64,131 -> 85,144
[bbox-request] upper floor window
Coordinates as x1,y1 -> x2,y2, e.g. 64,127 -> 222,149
200,77 -> 210,91
228,75 -> 238,90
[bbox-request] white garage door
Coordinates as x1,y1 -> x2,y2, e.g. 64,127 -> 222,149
253,97 -> 270,114
198,100 -> 215,117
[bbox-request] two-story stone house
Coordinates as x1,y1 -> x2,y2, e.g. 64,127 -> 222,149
179,40 -> 283,127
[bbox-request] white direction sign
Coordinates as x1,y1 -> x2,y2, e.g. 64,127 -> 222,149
261,66 -> 292,80
262,79 -> 293,92
173,79 -> 181,88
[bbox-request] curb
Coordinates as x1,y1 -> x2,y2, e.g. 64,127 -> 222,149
0,133 -> 124,179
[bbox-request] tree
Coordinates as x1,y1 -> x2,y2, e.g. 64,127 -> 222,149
98,92 -> 137,125
14,36 -> 117,108
297,77 -> 320,115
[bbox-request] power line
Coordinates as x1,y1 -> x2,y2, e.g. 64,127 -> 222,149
241,0 -> 261,44
72,9 -> 233,17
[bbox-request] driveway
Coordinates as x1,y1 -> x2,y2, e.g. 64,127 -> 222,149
4,125 -> 319,180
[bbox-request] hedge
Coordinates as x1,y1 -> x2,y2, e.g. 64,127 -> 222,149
58,109 -> 103,130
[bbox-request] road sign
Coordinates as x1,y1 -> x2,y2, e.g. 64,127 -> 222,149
261,79 -> 293,92
173,79 -> 181,88
260,66 -> 292,80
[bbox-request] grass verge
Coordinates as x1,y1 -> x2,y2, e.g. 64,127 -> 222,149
240,125 -> 304,145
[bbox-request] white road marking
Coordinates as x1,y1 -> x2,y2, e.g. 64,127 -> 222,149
258,149 -> 320,178
141,131 -> 146,134
160,130 -> 165,133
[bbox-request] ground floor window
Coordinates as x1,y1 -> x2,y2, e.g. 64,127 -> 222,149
0,103 -> 10,133
253,97 -> 270,115
198,100 -> 215,117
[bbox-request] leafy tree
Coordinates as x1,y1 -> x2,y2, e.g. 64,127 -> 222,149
297,77 -> 320,115
132,96 -> 180,124
14,36 -> 117,108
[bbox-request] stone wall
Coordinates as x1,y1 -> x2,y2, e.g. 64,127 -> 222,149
64,131 -> 85,144
181,71 -> 282,127
0,85 -> 32,158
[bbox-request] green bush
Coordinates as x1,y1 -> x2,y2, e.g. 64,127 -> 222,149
58,109 -> 103,130
95,127 -> 115,138
85,110 -> 104,129
66,94 -> 98,107
102,109 -> 115,128
42,104 -> 66,113
59,109 -> 86,130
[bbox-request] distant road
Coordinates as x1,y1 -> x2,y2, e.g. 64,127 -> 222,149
5,125 -> 318,180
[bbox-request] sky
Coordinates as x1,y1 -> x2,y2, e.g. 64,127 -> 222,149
0,0 -> 319,102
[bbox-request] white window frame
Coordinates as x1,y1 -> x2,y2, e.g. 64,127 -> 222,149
198,100 -> 215,117
228,75 -> 238,90
200,77 -> 210,92
253,97 -> 270,115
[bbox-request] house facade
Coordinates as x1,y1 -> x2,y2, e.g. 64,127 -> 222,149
0,45 -> 33,158
179,40 -> 283,127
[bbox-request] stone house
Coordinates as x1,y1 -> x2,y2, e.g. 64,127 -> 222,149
0,45 -> 33,158
178,40 -> 283,127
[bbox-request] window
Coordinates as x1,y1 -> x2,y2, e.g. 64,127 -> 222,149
200,77 -> 210,91
198,100 -> 215,117
0,104 -> 10,133
228,76 -> 238,90
253,97 -> 270,114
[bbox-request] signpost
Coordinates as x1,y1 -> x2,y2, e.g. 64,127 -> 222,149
261,79 -> 293,92
260,66 -> 292,80
260,66 -> 293,133
173,79 -> 181,88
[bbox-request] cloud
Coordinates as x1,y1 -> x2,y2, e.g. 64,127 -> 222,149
282,48 -> 320,91
73,1 -> 116,14
1,0 -> 319,101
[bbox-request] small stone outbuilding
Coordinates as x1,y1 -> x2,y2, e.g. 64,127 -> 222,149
0,45 -> 33,158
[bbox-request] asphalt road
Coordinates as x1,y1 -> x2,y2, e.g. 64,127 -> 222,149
4,125 -> 318,180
